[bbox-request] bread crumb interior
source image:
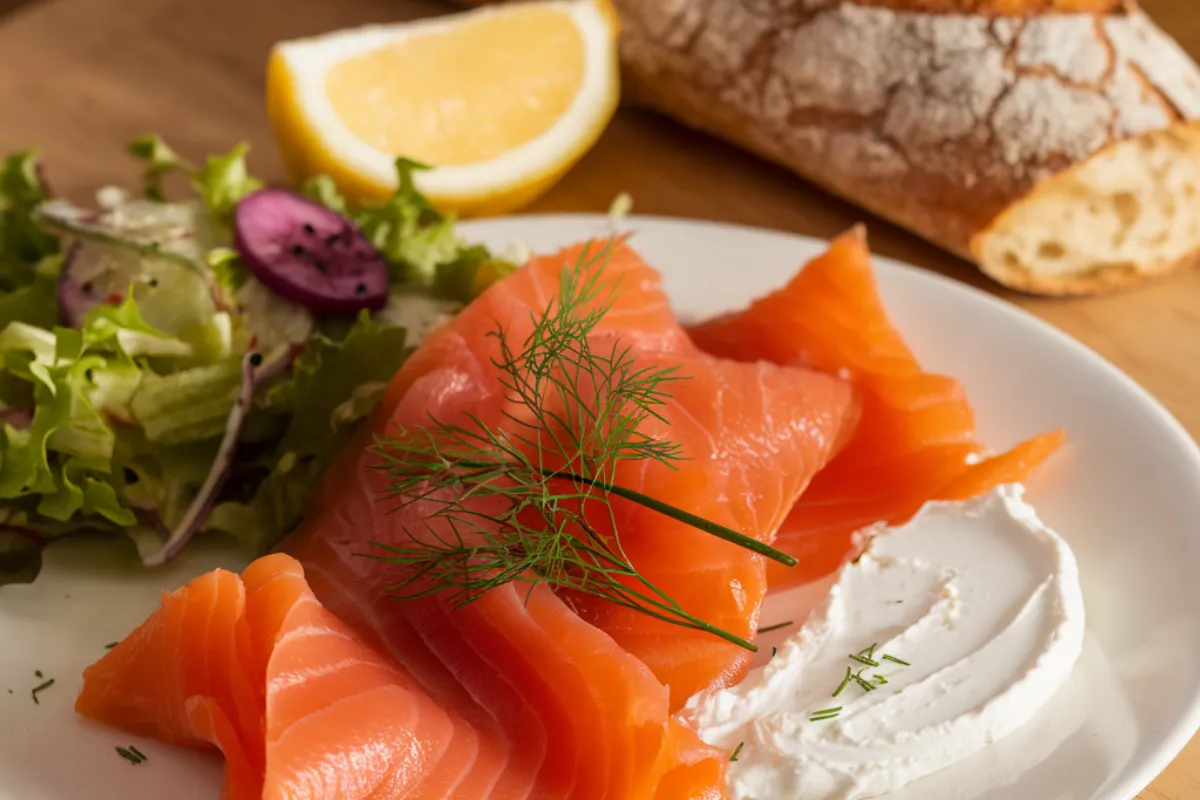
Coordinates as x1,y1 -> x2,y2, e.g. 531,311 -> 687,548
977,126 -> 1200,291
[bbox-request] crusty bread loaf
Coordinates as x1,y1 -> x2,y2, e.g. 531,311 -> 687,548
609,0 -> 1200,294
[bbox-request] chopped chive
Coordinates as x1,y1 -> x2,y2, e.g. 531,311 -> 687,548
771,646 -> 777,659
116,745 -> 147,764
873,674 -> 889,685
859,643 -> 878,659
849,654 -> 879,667
810,712 -> 841,722
882,654 -> 910,666
832,666 -> 853,697
756,620 -> 793,634
852,672 -> 877,692
811,706 -> 842,716
31,678 -> 54,704
105,642 -> 118,649
730,741 -> 745,762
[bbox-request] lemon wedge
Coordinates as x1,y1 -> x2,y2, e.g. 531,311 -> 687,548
267,0 -> 620,216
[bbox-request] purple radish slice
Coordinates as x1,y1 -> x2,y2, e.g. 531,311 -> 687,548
233,189 -> 388,317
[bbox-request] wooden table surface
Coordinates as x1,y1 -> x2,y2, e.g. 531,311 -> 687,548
0,0 -> 1197,796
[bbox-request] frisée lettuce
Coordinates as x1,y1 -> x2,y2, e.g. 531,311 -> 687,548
0,136 -> 517,585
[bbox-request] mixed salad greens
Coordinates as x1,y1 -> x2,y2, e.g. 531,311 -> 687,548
0,136 -> 515,585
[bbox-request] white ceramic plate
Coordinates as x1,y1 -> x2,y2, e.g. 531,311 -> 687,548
3,215 -> 1199,800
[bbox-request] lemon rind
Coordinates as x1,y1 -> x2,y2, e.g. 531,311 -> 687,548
271,0 -> 618,207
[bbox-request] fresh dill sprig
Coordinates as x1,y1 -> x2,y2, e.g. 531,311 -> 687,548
368,239 -> 796,652
757,620 -> 793,634
730,741 -> 745,762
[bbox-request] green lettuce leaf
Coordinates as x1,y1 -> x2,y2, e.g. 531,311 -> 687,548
83,291 -> 194,358
192,143 -> 263,223
0,290 -> 197,545
0,253 -> 61,332
0,150 -> 59,288
206,246 -> 249,293
353,158 -> 472,285
233,276 -> 313,352
127,134 -> 262,226
264,310 -> 408,452
208,312 -> 410,553
205,450 -> 325,554
0,353 -> 112,503
130,356 -> 243,444
126,134 -> 194,202
301,174 -> 348,215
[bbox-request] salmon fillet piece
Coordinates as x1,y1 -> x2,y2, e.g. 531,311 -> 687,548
309,239 -> 854,707
688,228 -> 1065,589
76,552 -> 725,799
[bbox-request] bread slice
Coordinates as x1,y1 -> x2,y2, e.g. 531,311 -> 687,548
974,124 -> 1200,294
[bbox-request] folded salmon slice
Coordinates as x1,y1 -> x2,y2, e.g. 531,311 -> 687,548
77,554 -> 472,799
688,227 -> 1065,589
76,552 -> 723,799
329,239 -> 853,707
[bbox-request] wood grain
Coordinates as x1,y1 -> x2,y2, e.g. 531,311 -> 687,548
0,0 -> 1197,797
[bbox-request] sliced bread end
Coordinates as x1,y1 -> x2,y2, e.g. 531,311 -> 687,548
972,123 -> 1200,296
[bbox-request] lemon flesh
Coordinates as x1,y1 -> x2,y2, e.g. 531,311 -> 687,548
327,8 -> 585,167
267,0 -> 619,216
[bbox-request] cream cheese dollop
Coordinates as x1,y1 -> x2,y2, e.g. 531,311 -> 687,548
681,484 -> 1085,800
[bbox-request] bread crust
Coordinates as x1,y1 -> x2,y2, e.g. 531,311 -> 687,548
612,0 -> 1200,292
831,0 -> 1122,13
980,247 -> 1200,295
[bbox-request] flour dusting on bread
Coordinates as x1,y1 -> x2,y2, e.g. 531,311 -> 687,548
614,0 -> 1200,294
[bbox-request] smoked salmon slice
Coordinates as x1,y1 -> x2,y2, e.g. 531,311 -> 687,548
688,227 -> 1065,589
292,239 -> 855,710
77,552 -> 726,799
